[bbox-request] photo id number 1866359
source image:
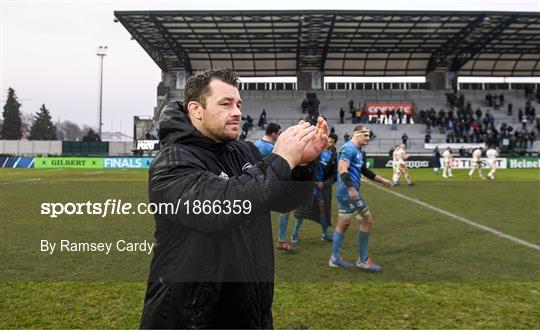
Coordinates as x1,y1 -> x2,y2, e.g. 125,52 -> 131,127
183,199 -> 252,215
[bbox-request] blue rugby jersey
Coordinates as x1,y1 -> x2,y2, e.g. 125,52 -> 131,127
254,138 -> 274,158
316,149 -> 332,182
335,140 -> 363,198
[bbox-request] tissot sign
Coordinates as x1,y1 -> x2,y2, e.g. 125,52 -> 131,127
442,158 -> 507,169
365,103 -> 414,116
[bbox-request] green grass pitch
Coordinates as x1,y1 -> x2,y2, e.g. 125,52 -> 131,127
0,167 -> 539,329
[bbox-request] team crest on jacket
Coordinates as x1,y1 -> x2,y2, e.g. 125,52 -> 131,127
242,163 -> 253,171
219,171 -> 229,180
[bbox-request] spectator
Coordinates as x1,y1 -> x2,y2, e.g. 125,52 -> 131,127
424,133 -> 431,143
339,107 -> 345,124
486,93 -> 493,107
391,111 -> 398,131
241,116 -> 253,137
258,109 -> 267,129
396,108 -> 403,124
475,108 -> 482,122
401,132 -> 408,147
528,130 -> 537,150
507,102 -> 513,116
348,99 -> 354,111
528,105 -> 536,124
301,98 -> 308,114
494,94 -> 500,110
343,132 -> 350,142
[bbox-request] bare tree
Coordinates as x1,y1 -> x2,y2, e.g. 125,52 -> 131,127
60,120 -> 83,141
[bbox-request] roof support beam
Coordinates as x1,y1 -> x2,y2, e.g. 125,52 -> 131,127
148,14 -> 192,73
116,16 -> 169,71
426,14 -> 486,73
320,14 -> 336,71
451,16 -> 517,72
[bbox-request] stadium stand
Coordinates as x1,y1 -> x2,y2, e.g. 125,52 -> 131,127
112,10 -> 540,156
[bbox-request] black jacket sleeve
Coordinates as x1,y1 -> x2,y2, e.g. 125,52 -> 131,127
269,160 -> 315,214
361,151 -> 376,180
149,147 -> 312,232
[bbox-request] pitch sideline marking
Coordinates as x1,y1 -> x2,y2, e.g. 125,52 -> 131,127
365,181 -> 540,251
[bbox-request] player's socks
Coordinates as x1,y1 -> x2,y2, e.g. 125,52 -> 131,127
278,214 -> 288,242
479,170 -> 483,177
320,215 -> 329,236
405,175 -> 412,184
468,169 -> 474,177
331,231 -> 345,260
392,173 -> 399,184
291,217 -> 303,243
358,230 -> 370,262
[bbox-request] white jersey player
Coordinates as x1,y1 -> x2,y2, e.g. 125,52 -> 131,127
486,147 -> 499,180
392,145 -> 401,182
468,148 -> 484,179
442,148 -> 454,178
392,144 -> 414,186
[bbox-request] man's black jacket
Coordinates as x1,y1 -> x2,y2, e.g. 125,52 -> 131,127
140,101 -> 314,329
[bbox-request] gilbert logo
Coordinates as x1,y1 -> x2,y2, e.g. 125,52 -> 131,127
219,171 -> 229,180
242,163 -> 253,171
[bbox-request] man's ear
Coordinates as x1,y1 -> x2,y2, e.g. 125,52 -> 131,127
187,101 -> 203,121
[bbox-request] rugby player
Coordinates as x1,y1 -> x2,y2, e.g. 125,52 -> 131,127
486,146 -> 499,180
255,122 -> 281,157
442,147 -> 454,178
291,134 -> 338,244
141,69 -> 328,329
329,125 -> 393,272
392,144 -> 414,186
255,123 -> 295,250
468,148 -> 485,179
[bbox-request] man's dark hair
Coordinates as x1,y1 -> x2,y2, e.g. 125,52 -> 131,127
353,124 -> 367,132
184,68 -> 239,108
265,123 -> 281,135
328,133 -> 338,143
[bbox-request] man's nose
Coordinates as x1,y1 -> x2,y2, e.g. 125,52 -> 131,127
231,105 -> 242,117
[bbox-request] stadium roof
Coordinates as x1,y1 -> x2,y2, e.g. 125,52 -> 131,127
114,10 -> 540,77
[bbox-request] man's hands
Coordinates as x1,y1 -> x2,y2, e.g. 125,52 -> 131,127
348,187 -> 359,201
379,178 -> 393,188
273,117 -> 328,169
299,117 -> 328,165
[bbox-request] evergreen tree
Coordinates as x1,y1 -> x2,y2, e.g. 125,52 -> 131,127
29,104 -> 57,140
82,128 -> 101,142
2,88 -> 22,139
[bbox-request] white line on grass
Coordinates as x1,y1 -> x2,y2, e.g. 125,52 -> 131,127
0,178 -> 43,185
365,181 -> 540,251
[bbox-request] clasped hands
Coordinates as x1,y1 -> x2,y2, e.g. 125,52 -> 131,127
273,117 -> 329,169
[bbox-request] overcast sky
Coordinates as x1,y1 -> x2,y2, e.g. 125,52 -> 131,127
1,0 -> 539,137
